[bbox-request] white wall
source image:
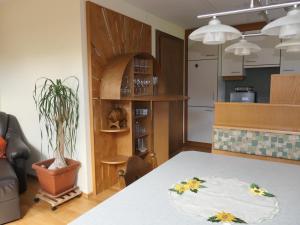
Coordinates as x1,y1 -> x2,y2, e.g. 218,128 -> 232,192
0,0 -> 92,193
0,0 -> 184,194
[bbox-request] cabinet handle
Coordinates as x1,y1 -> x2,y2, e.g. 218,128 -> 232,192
195,64 -> 199,68
231,71 -> 241,74
204,109 -> 214,112
283,69 -> 295,72
246,60 -> 257,63
205,54 -> 215,57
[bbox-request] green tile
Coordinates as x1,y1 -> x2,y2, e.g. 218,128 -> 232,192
260,148 -> 267,155
286,143 -> 293,149
251,140 -> 258,146
271,137 -> 277,143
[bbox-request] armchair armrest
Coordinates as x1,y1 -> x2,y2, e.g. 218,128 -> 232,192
6,133 -> 30,164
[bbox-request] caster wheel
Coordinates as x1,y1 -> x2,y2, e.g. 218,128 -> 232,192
33,197 -> 40,203
51,206 -> 57,211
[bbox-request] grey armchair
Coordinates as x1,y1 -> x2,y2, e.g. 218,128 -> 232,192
0,112 -> 30,224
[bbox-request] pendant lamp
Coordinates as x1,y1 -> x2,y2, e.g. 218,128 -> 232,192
276,38 -> 300,52
225,38 -> 261,56
189,17 -> 241,45
261,8 -> 300,39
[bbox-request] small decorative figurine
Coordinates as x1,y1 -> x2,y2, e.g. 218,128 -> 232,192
108,107 -> 127,129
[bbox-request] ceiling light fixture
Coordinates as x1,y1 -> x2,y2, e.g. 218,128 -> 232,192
261,7 -> 300,39
192,0 -> 300,45
196,1 -> 300,20
276,38 -> 300,52
225,37 -> 261,56
189,17 -> 241,45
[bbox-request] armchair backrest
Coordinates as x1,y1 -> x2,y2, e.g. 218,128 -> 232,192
5,114 -> 24,140
0,112 -> 9,137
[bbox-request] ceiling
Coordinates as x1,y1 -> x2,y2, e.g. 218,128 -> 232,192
124,0 -> 299,29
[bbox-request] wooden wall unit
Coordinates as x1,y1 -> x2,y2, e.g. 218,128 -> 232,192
270,74 -> 300,105
86,1 -> 152,194
87,2 -> 187,194
215,102 -> 300,132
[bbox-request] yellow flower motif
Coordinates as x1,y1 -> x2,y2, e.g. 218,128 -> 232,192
215,212 -> 236,223
169,177 -> 206,195
208,211 -> 246,223
187,179 -> 201,190
174,184 -> 189,193
250,187 -> 265,196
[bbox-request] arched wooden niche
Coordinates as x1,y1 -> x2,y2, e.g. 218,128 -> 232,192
100,52 -> 159,100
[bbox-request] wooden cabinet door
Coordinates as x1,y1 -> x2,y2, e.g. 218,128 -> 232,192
188,106 -> 214,143
244,35 -> 280,68
221,41 -> 244,76
188,40 -> 219,60
280,51 -> 300,74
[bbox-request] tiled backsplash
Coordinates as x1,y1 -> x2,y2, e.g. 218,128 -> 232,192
213,127 -> 300,160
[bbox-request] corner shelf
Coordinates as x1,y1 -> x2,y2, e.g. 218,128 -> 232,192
100,127 -> 130,133
101,155 -> 129,165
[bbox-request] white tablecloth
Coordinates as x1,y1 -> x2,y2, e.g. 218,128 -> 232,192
169,177 -> 279,224
69,151 -> 300,225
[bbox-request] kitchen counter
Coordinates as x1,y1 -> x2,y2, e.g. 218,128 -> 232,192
214,102 -> 300,133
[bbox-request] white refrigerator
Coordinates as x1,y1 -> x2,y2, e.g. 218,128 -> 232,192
188,60 -> 218,143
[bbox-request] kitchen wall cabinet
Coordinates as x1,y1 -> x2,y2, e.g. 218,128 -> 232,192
221,41 -> 244,76
188,107 -> 214,143
280,51 -> 300,74
188,40 -> 218,60
244,35 -> 280,68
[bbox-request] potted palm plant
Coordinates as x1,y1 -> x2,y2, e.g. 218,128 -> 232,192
32,77 -> 80,196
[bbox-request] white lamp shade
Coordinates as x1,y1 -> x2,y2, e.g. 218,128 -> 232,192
276,38 -> 300,52
225,39 -> 261,56
189,17 -> 241,45
261,8 -> 300,39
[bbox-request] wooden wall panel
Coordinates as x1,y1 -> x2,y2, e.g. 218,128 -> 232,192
156,30 -> 184,157
270,74 -> 300,105
153,102 -> 169,165
86,1 -> 151,194
215,102 -> 300,132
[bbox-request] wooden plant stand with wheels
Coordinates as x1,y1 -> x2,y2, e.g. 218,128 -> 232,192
33,186 -> 82,211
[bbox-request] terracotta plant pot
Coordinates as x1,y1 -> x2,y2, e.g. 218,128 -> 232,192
32,158 -> 80,196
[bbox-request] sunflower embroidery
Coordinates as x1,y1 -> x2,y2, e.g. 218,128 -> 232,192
250,184 -> 275,197
169,177 -> 206,195
208,212 -> 247,223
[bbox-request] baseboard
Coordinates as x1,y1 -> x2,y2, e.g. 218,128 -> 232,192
82,192 -> 94,199
182,141 -> 212,153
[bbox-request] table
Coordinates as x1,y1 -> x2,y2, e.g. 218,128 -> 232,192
69,151 -> 300,225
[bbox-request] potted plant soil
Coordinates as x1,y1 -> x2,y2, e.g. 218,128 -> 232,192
32,77 -> 80,196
